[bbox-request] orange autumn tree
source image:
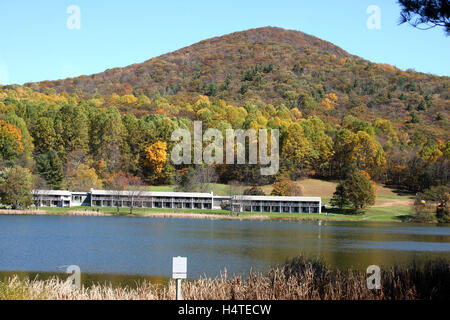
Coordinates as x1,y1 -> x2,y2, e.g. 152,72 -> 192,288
145,141 -> 167,174
0,120 -> 24,161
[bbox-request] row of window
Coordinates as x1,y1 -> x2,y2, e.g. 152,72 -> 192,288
241,206 -> 320,213
238,201 -> 320,206
92,200 -> 212,209
91,196 -> 212,202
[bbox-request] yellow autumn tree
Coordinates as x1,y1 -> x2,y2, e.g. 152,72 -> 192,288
373,119 -> 399,144
145,141 -> 167,174
194,95 -> 211,111
320,93 -> 338,110
418,140 -> 443,164
282,123 -> 312,170
290,107 -> 302,120
353,131 -> 386,177
121,94 -> 138,105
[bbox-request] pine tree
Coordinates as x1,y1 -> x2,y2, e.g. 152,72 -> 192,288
36,150 -> 64,189
330,181 -> 350,213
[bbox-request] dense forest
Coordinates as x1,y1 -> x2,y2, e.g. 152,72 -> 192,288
0,27 -> 448,205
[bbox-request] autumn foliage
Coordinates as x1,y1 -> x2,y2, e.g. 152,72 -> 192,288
0,27 -> 447,196
0,120 -> 24,161
145,141 -> 167,174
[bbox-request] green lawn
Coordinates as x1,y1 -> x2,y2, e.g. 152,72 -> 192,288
362,206 -> 414,222
142,185 -> 175,192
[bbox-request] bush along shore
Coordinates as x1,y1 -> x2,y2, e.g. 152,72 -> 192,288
1,256 -> 448,300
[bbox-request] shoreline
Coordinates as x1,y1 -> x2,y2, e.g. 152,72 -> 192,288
0,209 -> 112,217
0,208 -> 420,223
0,209 -> 269,221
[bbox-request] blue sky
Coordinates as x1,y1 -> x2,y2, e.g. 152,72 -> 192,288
0,0 -> 449,85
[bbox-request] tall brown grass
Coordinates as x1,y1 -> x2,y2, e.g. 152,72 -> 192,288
0,210 -> 111,216
1,256 -> 448,300
0,209 -> 46,215
66,211 -> 112,216
141,213 -> 268,220
0,210 -> 268,220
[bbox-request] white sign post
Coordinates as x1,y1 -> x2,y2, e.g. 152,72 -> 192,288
172,256 -> 187,300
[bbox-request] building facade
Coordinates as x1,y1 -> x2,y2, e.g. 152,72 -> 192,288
33,189 -> 321,213
228,195 -> 321,213
32,190 -> 90,207
90,190 -> 214,210
33,190 -> 72,207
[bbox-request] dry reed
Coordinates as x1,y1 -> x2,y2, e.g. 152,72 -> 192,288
141,213 -> 268,220
66,211 -> 112,216
0,210 -> 111,216
0,209 -> 46,215
0,210 -> 268,220
1,256 -> 448,300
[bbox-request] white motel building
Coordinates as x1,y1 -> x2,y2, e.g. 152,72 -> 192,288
32,189 -> 322,214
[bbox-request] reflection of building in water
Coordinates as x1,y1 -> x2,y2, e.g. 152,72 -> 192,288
32,189 -> 321,213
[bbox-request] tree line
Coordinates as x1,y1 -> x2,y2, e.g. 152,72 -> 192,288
0,85 -> 448,211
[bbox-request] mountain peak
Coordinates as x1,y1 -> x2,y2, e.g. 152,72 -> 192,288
183,26 -> 351,58
27,26 -> 354,97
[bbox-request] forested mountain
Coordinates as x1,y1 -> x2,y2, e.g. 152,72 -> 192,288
0,27 -> 448,200
25,27 -> 449,136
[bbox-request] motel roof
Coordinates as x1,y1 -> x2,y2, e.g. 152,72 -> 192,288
33,190 -> 72,196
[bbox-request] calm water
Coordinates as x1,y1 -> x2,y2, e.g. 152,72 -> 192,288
0,215 -> 449,282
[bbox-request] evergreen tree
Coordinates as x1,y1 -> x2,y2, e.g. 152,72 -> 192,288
36,150 -> 64,189
330,181 -> 350,213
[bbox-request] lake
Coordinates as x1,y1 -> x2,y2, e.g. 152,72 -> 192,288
0,215 -> 449,284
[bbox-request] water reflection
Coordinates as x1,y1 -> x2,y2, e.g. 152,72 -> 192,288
0,215 -> 448,279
